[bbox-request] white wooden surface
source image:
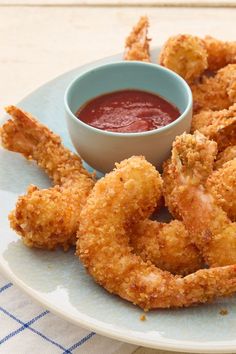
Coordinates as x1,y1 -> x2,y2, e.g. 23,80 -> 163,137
1,5 -> 236,117
0,2 -> 236,353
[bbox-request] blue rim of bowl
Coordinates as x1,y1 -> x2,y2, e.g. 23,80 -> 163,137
64,61 -> 193,137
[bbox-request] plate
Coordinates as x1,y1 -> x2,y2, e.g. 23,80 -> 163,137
1,50 -> 236,354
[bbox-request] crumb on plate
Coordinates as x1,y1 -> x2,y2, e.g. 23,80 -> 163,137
219,308 -> 228,316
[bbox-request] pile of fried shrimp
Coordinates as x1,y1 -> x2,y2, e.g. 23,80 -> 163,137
1,18 -> 236,311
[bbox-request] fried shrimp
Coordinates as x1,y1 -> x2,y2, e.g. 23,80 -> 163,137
191,64 -> 236,112
204,36 -> 236,71
164,131 -> 236,267
78,156 -> 236,310
162,131 -> 217,219
159,34 -> 208,83
130,219 -> 203,276
0,106 -> 95,250
124,16 -> 150,62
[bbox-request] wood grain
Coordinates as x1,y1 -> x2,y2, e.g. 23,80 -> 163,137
0,6 -> 235,116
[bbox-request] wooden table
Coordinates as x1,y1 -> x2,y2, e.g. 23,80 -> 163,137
0,1 -> 235,353
0,0 -> 235,117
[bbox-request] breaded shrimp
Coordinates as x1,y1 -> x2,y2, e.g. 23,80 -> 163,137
130,219 -> 203,276
162,132 -> 217,219
191,104 -> 236,146
164,132 -> 236,267
206,159 -> 236,222
191,64 -> 236,112
0,106 -> 95,250
159,34 -> 208,83
204,36 -> 236,71
124,16 -> 150,62
78,156 -> 236,310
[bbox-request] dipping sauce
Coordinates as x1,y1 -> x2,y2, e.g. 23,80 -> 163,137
76,89 -> 180,133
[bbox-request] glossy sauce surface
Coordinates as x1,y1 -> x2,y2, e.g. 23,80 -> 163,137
76,89 -> 180,133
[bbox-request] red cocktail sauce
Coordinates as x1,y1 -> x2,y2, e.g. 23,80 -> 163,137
76,89 -> 180,133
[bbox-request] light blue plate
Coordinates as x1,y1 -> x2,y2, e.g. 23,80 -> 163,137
1,50 -> 236,353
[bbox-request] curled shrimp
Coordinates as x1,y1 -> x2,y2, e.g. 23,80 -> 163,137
0,106 -> 95,250
163,131 -> 236,267
77,156 -> 236,310
124,16 -> 151,62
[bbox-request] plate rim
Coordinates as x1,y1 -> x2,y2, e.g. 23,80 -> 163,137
1,51 -> 236,354
2,260 -> 236,354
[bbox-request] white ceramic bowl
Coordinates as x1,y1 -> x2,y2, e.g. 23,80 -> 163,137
64,61 -> 192,173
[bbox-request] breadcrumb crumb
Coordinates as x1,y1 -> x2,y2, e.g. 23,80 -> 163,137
140,314 -> 147,321
219,308 -> 228,316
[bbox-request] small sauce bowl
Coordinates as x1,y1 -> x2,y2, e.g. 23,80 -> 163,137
64,61 -> 192,173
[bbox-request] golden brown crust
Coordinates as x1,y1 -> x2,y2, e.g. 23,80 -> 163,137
78,155 -> 236,310
159,34 -> 208,83
206,159 -> 236,222
130,219 -> 204,276
190,64 -> 236,113
163,132 -> 217,220
124,16 -> 151,62
215,146 -> 236,169
191,104 -> 236,149
164,132 -> 236,268
204,35 -> 236,71
1,106 -> 95,250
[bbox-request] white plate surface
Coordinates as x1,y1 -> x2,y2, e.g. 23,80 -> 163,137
1,50 -> 236,354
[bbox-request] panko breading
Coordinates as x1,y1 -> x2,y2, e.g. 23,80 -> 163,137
130,219 -> 203,276
159,34 -> 208,83
206,159 -> 236,222
191,104 -> 236,145
0,106 -> 95,250
164,132 -> 236,267
215,146 -> 236,169
1,106 -> 204,276
162,131 -> 217,219
1,25 -> 236,311
1,107 -> 204,276
124,16 -> 151,62
217,64 -> 236,103
190,64 -> 236,113
78,155 -> 236,310
204,35 -> 236,71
